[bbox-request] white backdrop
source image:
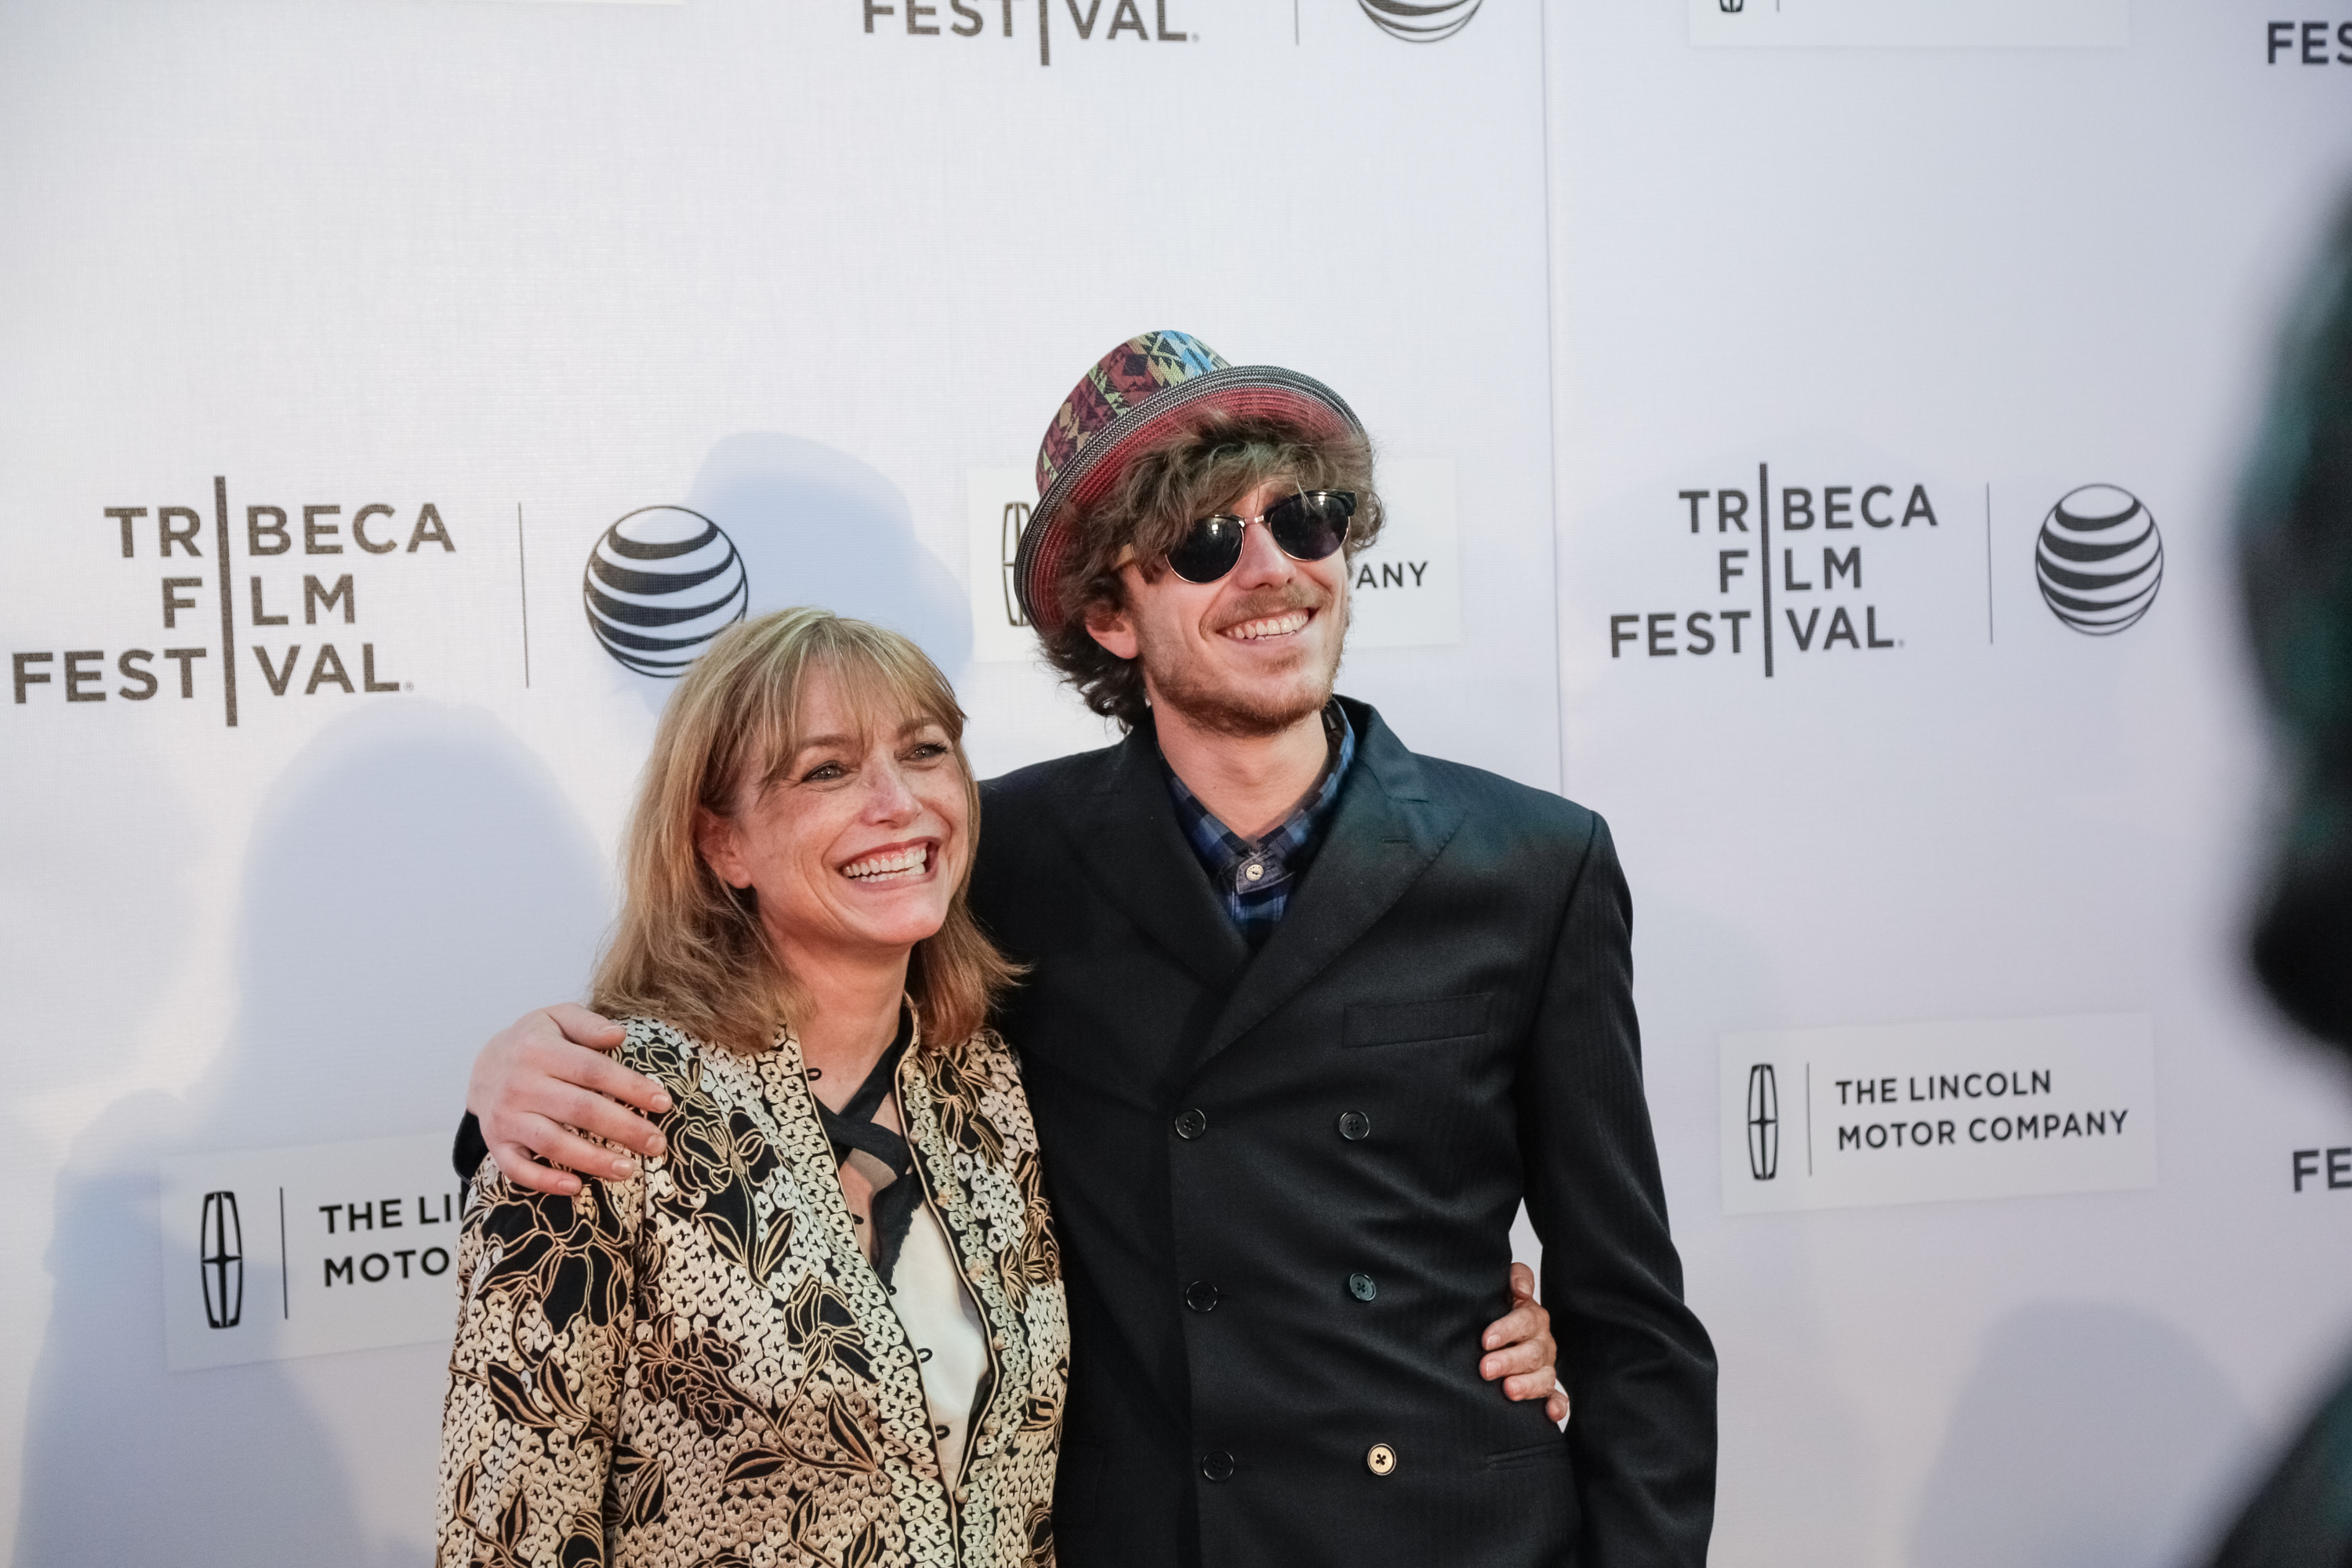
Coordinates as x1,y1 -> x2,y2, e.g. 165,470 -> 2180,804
1,0 -> 2348,1563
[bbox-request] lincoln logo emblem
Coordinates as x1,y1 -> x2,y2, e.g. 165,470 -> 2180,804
200,1189 -> 244,1329
1746,1065 -> 1779,1181
1001,502 -> 1032,629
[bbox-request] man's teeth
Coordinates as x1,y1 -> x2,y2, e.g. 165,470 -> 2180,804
843,846 -> 928,882
1224,610 -> 1311,641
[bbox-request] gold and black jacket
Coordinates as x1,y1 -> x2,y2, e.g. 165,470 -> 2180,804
435,1016 -> 1067,1568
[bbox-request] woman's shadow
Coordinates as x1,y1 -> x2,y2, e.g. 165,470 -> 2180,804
13,701 -> 608,1567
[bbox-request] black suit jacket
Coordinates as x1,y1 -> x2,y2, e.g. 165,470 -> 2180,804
970,698 -> 1715,1568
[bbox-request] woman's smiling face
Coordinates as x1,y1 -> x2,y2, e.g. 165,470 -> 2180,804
696,666 -> 970,969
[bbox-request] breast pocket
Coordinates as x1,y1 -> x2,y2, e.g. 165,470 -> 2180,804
1342,993 -> 1493,1049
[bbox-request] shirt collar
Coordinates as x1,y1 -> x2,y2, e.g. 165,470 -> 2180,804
1161,701 -> 1356,876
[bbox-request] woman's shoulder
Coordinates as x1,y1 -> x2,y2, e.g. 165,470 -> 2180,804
925,1024 -> 1022,1081
612,1014 -> 710,1087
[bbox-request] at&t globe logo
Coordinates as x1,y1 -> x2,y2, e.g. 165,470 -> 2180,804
1359,0 -> 1480,42
2034,485 -> 2163,636
583,506 -> 750,677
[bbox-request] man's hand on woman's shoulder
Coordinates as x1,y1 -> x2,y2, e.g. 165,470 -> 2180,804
467,1003 -> 669,1196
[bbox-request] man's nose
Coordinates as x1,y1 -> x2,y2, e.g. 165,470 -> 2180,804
1229,517 -> 1296,589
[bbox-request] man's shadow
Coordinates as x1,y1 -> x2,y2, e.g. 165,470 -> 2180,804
14,701 -> 608,1567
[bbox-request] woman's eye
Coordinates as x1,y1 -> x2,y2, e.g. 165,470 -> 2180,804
908,741 -> 950,761
800,761 -> 846,783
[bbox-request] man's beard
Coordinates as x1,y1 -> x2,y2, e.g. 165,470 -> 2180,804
1140,588 -> 1348,739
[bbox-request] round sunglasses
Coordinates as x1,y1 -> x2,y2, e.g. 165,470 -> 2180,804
1163,489 -> 1357,584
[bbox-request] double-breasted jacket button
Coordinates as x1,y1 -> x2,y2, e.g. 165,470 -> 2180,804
1185,1279 -> 1221,1312
1338,1110 -> 1372,1141
1201,1450 -> 1236,1482
1173,1108 -> 1209,1140
1366,1443 -> 1398,1477
1348,1272 -> 1377,1302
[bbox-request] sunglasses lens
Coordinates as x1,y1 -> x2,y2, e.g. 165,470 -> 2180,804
1166,515 -> 1247,583
1265,492 -> 1354,562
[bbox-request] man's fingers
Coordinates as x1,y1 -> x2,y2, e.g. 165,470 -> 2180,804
519,1031 -> 671,1120
495,1115 -> 641,1185
1509,1260 -> 1537,1301
1546,1392 -> 1570,1425
1483,1300 -> 1543,1352
1483,1337 -> 1554,1381
545,1002 -> 627,1051
487,1142 -> 582,1197
514,1057 -> 667,1153
526,1082 -> 666,1160
1504,1370 -> 1559,1403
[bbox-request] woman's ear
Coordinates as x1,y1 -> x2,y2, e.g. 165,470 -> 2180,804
695,806 -> 753,889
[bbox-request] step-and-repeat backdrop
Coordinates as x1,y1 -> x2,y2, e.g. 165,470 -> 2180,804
2,1 -> 2348,1563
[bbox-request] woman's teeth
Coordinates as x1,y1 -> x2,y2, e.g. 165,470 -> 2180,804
842,845 -> 928,882
1224,609 -> 1311,641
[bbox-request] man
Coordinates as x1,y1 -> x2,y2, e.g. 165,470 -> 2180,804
459,332 -> 1716,1566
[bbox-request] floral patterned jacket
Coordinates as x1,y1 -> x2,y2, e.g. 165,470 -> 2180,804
435,1017 -> 1068,1568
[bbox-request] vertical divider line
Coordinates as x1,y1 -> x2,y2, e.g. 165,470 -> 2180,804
517,504 -> 532,688
212,475 -> 239,727
1759,461 -> 1774,679
1038,0 -> 1050,64
1805,1062 -> 1813,1175
1984,482 -> 1996,644
278,1186 -> 289,1319
1540,0 -> 1568,795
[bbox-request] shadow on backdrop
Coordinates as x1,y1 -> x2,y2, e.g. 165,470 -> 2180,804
662,430 -> 970,691
1909,1301 -> 2255,1568
15,701 -> 607,1568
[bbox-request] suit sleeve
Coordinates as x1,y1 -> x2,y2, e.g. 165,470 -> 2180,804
1516,811 -> 1718,1568
435,1152 -> 643,1566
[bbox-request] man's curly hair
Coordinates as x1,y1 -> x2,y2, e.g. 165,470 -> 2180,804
1037,413 -> 1381,731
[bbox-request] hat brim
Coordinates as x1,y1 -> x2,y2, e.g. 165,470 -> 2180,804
1014,365 -> 1362,636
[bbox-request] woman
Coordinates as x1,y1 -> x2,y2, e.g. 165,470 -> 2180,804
436,607 -> 1064,1568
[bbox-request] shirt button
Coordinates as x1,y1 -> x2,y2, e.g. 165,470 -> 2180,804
1201,1450 -> 1236,1483
1173,1108 -> 1209,1140
1348,1273 -> 1377,1302
1367,1443 -> 1397,1477
1338,1110 -> 1371,1141
1243,862 -> 1265,883
1185,1280 -> 1221,1312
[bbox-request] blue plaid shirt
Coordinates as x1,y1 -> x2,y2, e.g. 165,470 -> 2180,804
1163,703 -> 1356,948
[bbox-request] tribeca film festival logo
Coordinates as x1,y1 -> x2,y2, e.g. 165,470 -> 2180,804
862,0 -> 1187,64
2034,484 -> 2162,637
1609,465 -> 1937,673
583,506 -> 750,677
10,478 -> 453,724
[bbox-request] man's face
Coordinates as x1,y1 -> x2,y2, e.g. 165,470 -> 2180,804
1086,480 -> 1351,738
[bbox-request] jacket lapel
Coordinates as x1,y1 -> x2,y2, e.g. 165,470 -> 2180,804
1188,701 -> 1464,1076
1057,720 -> 1253,991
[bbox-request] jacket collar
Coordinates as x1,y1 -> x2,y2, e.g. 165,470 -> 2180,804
1054,696 -> 1462,1079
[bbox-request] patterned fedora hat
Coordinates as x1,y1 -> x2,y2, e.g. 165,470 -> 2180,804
1014,329 -> 1363,634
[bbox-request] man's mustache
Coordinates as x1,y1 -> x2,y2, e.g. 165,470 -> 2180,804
1210,584 -> 1330,633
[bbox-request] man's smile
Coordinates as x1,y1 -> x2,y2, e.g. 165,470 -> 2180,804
1218,608 -> 1315,643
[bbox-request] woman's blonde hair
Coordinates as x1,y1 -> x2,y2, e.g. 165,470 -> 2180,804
590,606 -> 1017,1055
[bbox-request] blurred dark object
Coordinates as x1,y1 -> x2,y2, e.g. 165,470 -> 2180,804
2242,198 -> 2352,1052
2212,198 -> 2352,1568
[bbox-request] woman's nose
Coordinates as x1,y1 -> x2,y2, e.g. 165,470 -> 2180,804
862,761 -> 921,822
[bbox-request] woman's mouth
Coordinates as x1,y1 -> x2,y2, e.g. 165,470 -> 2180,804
840,844 -> 931,883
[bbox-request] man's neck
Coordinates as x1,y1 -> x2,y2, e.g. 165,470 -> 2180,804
1151,695 -> 1332,841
